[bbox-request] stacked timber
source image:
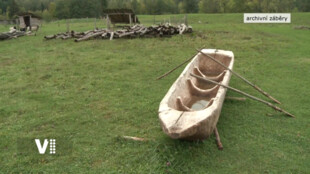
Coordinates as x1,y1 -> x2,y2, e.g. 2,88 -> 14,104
44,24 -> 193,42
0,30 -> 33,41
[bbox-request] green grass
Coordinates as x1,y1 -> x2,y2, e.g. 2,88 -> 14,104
0,13 -> 309,173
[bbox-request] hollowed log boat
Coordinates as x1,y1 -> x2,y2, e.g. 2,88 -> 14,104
158,49 -> 234,140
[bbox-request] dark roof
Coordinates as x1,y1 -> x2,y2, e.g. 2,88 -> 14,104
103,9 -> 139,24
17,12 -> 42,19
103,9 -> 135,14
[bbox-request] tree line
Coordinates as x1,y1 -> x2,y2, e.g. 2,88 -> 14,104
0,0 -> 309,21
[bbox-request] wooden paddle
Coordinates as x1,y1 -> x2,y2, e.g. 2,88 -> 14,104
190,73 -> 295,118
156,46 -> 205,80
196,49 -> 281,104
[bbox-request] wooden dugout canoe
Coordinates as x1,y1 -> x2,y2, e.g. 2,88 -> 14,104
158,49 -> 234,140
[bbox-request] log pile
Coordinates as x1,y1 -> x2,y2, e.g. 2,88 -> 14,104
0,30 -> 33,41
44,24 -> 193,42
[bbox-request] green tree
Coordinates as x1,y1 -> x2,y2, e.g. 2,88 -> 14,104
70,0 -> 101,18
8,0 -> 20,18
6,6 -> 9,18
183,0 -> 199,13
42,9 -> 52,22
131,0 -> 139,13
246,0 -> 262,12
178,1 -> 185,13
199,0 -> 220,13
55,0 -> 70,19
48,2 -> 56,18
231,0 -> 249,12
40,2 -> 44,12
0,0 -> 9,14
99,0 -> 108,15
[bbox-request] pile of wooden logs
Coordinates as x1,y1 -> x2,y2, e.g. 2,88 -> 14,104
0,30 -> 33,41
44,24 -> 193,42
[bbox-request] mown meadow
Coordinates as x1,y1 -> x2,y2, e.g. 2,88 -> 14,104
0,13 -> 309,173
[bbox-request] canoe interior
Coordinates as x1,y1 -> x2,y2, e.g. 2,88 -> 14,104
167,52 -> 232,111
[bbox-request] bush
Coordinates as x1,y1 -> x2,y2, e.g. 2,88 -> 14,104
42,10 -> 52,22
0,15 -> 7,20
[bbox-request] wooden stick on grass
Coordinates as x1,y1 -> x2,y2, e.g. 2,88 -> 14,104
156,46 -> 205,80
214,127 -> 223,150
190,73 -> 295,118
123,136 -> 146,142
225,97 -> 246,101
196,49 -> 281,104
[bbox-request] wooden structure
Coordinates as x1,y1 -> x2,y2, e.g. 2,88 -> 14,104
158,49 -> 234,140
103,9 -> 139,29
17,12 -> 41,30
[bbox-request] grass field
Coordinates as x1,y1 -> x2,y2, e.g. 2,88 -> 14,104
0,13 -> 309,173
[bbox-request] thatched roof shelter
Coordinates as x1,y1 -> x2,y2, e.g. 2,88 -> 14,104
103,9 -> 140,24
16,12 -> 42,30
17,12 -> 42,19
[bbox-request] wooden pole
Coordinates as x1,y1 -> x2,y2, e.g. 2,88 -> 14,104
185,14 -> 188,26
66,19 -> 69,32
156,46 -> 205,80
225,97 -> 246,101
214,127 -> 223,150
94,17 -> 97,30
196,49 -> 281,104
129,14 -> 132,26
106,15 -> 110,30
190,73 -> 295,118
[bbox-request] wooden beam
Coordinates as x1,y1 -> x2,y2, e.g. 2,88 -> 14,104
190,73 -> 295,118
104,13 -> 133,15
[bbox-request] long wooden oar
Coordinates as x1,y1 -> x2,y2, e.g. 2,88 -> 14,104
214,127 -> 223,150
190,73 -> 295,118
156,46 -> 205,80
196,49 -> 281,104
